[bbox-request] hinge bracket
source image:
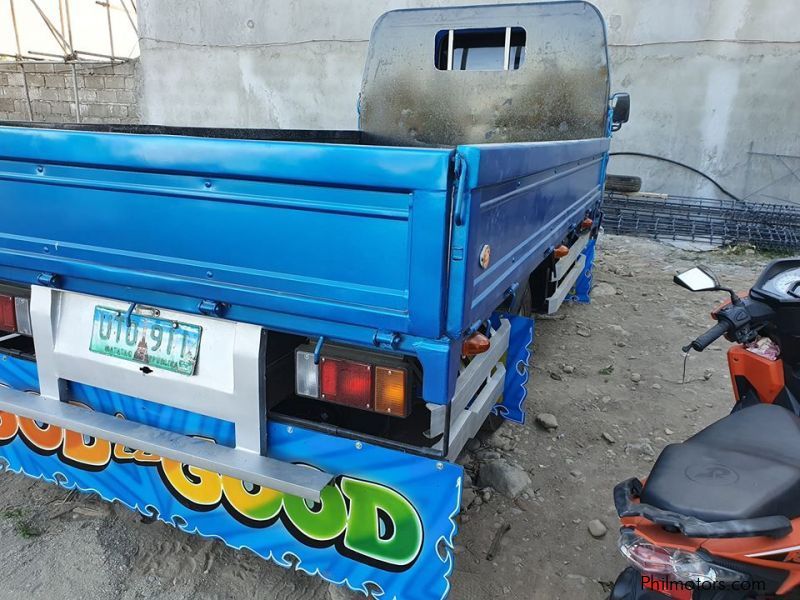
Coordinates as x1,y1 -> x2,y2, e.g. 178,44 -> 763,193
373,330 -> 401,350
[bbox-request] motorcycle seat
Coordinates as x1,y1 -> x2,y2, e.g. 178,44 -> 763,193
641,403 -> 800,522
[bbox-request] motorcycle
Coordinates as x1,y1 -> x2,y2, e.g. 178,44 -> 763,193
610,258 -> 800,600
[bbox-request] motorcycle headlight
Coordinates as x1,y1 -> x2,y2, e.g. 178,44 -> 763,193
618,530 -> 747,584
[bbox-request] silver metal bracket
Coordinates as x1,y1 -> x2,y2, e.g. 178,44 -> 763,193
23,286 -> 333,500
428,318 -> 511,460
547,253 -> 587,314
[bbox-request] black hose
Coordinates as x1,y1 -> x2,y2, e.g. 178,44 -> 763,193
609,151 -> 743,202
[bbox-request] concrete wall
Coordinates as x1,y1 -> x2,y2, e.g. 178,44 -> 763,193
601,0 -> 800,204
57,1 -> 800,203
0,61 -> 139,124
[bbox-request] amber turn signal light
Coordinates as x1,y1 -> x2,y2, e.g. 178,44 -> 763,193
554,245 -> 570,259
374,367 -> 409,417
581,217 -> 593,230
462,332 -> 490,357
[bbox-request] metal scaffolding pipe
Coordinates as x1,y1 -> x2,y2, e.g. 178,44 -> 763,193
9,1 -> 34,121
119,0 -> 137,33
28,0 -> 72,57
70,63 -> 81,124
64,0 -> 74,51
19,64 -> 34,122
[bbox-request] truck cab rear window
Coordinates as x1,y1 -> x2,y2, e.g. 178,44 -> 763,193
435,27 -> 526,71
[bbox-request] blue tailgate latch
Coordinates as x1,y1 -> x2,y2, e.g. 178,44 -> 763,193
36,272 -> 59,288
373,330 -> 401,350
198,300 -> 228,318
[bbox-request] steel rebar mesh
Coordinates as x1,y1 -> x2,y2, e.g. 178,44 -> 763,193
602,192 -> 800,251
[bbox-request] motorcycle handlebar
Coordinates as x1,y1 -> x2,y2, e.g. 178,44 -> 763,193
688,320 -> 731,352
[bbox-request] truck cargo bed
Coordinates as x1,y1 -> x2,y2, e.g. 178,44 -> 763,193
0,124 -> 606,345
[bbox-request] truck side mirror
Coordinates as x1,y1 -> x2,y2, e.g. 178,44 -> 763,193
611,92 -> 630,131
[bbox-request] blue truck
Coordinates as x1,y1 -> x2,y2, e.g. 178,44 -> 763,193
0,3 -> 627,598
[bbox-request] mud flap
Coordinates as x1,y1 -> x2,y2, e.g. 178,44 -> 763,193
0,355 -> 463,600
490,313 -> 535,425
566,237 -> 597,304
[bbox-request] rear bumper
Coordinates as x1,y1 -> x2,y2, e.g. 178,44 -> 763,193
0,351 -> 463,600
0,384 -> 331,499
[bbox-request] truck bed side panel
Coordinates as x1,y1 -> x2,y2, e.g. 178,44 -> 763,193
446,138 -> 610,336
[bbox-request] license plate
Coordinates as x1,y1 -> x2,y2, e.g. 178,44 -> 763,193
89,307 -> 202,376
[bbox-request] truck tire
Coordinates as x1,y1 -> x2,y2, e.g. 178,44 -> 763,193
515,280 -> 533,317
605,174 -> 641,193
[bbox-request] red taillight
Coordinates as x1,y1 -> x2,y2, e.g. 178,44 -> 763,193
320,357 -> 374,410
0,295 -> 16,333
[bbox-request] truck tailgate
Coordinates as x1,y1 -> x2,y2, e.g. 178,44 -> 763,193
0,126 -> 454,339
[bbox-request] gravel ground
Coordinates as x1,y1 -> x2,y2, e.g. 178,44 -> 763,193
0,234 -> 770,600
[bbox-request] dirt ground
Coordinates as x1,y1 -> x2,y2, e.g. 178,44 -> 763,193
0,234 -> 771,600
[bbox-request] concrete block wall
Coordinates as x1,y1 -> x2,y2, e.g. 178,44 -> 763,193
135,0 -> 800,204
0,60 -> 139,124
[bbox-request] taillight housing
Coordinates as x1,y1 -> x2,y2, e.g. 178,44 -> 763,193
618,530 -> 746,585
0,292 -> 32,336
0,295 -> 16,333
295,344 -> 411,418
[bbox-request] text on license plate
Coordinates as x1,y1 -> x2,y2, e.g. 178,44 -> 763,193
89,306 -> 202,376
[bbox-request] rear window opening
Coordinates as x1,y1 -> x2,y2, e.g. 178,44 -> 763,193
435,26 -> 526,71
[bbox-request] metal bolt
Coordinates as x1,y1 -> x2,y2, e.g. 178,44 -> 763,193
355,441 -> 363,450
36,165 -> 43,174
287,426 -> 294,434
436,462 -> 444,471
204,180 -> 212,188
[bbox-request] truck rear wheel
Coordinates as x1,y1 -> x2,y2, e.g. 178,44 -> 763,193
516,280 -> 533,317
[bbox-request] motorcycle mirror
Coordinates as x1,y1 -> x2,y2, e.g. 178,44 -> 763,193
673,266 -> 720,292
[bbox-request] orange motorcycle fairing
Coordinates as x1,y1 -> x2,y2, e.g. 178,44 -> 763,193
727,346 -> 785,405
621,516 -> 800,596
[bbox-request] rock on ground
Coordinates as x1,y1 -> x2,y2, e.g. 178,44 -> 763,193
486,428 -> 515,452
588,519 -> 608,539
591,282 -> 617,297
478,460 -> 531,498
535,413 -> 559,430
